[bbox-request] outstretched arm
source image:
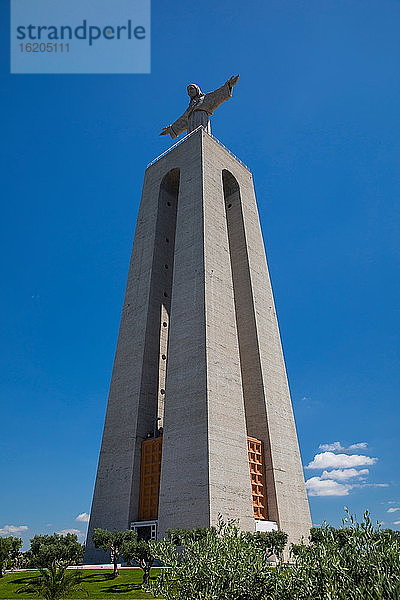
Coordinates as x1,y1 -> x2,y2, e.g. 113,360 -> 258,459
202,74 -> 240,114
159,112 -> 188,139
227,74 -> 240,89
160,126 -> 173,137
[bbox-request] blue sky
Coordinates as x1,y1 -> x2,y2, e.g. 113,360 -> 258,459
1,0 -> 399,549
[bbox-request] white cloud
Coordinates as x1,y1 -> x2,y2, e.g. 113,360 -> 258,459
348,483 -> 389,491
57,529 -> 84,539
319,442 -> 344,451
306,452 -> 378,470
393,521 -> 400,526
387,508 -> 400,513
321,468 -> 369,481
306,477 -> 388,497
306,477 -> 352,497
0,525 -> 28,536
348,442 -> 368,450
75,513 -> 90,523
363,483 -> 389,488
318,442 -> 368,452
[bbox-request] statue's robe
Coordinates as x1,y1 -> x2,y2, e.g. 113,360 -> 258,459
169,81 -> 232,139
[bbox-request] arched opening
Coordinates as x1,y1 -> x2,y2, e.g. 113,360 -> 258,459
137,168 -> 180,522
223,169 -> 269,521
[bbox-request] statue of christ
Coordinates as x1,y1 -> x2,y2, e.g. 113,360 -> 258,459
160,75 -> 240,139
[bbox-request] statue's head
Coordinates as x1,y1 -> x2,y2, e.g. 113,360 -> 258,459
187,84 -> 202,99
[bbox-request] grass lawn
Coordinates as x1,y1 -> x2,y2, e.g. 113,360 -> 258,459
0,569 -> 162,600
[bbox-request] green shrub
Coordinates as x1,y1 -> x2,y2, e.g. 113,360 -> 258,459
287,510 -> 400,600
17,563 -> 87,600
149,511 -> 400,600
148,517 -> 287,600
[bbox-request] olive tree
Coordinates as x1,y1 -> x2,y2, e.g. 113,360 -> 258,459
30,533 -> 84,568
0,536 -> 22,577
92,528 -> 137,578
122,538 -> 158,586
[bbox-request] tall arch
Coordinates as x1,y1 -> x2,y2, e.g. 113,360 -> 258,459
223,169 -> 274,521
133,168 -> 180,522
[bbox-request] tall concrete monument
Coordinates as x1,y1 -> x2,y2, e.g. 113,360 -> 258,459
85,77 -> 311,563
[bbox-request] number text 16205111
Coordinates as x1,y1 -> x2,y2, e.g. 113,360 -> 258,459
19,43 -> 70,53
